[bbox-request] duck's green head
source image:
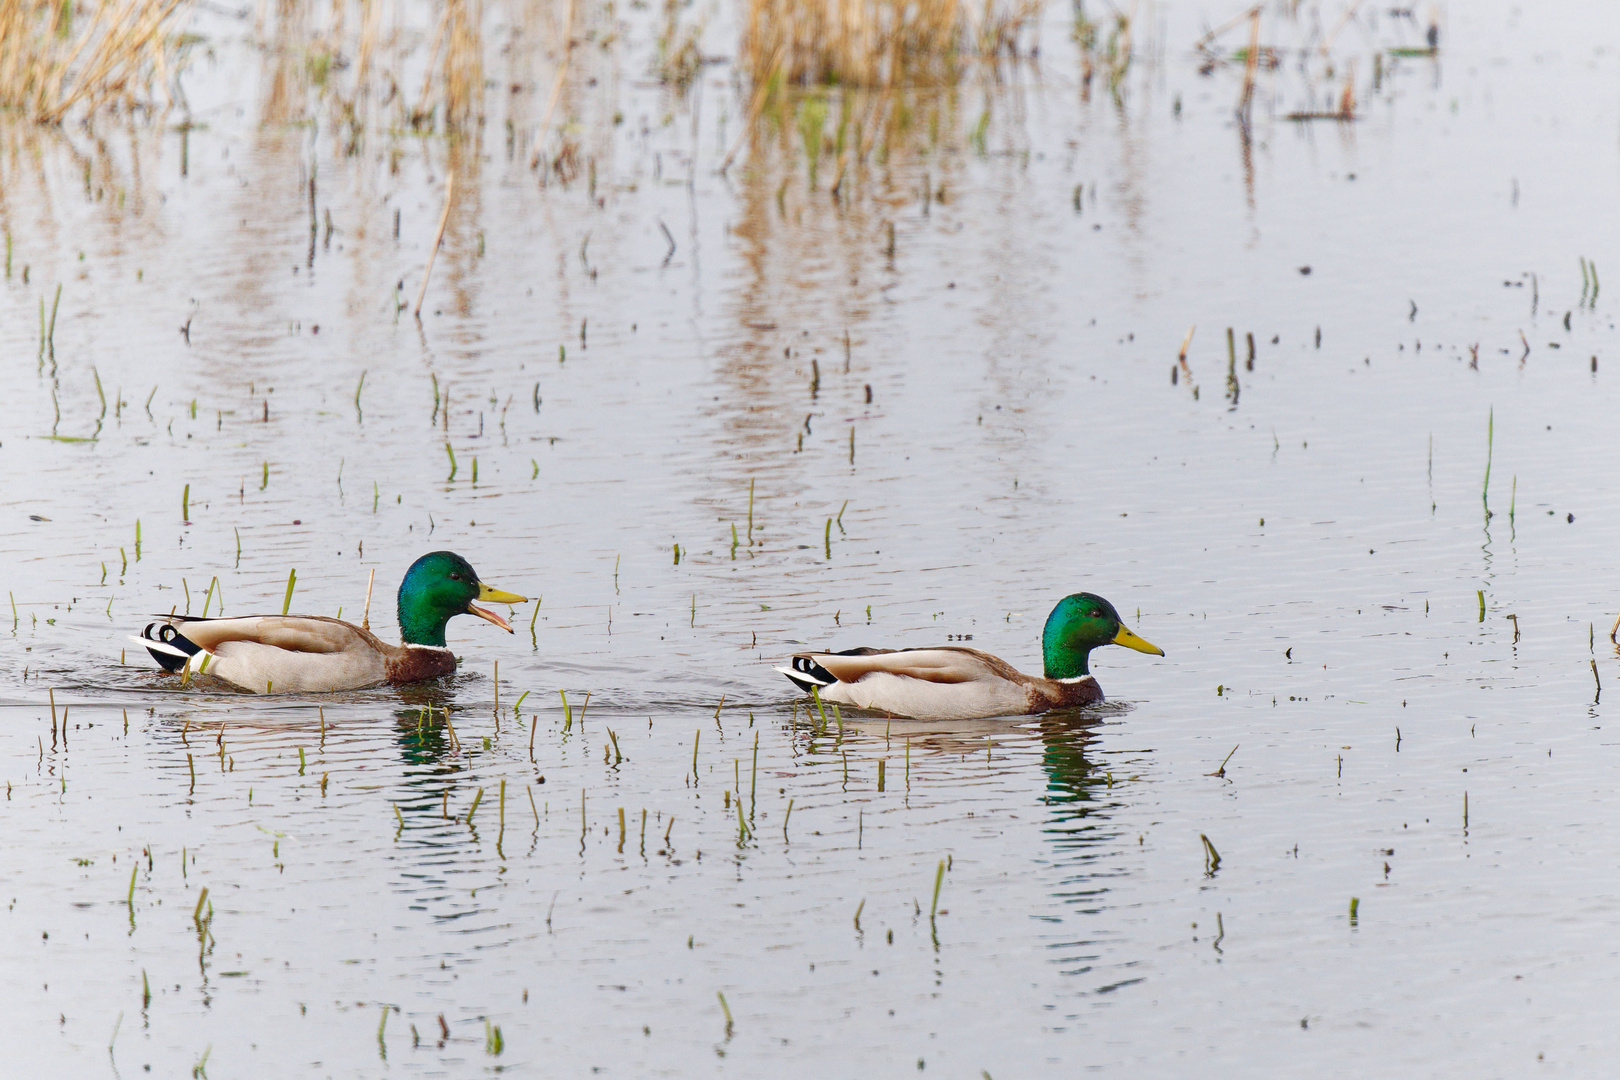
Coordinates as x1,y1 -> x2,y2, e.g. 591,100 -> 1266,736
397,551 -> 529,647
1041,592 -> 1163,680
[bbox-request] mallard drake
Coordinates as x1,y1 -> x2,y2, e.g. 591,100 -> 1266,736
132,551 -> 528,694
777,592 -> 1162,720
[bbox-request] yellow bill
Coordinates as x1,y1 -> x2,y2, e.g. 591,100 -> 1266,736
468,582 -> 529,633
1112,624 -> 1164,656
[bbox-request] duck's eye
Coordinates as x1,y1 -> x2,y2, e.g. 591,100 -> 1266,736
449,572 -> 462,581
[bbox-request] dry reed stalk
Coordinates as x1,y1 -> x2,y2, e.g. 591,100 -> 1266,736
1236,5 -> 1260,122
655,0 -> 704,90
45,0 -> 136,107
533,0 -> 577,155
1192,3 -> 1259,54
1108,0 -> 1133,92
827,72 -> 895,191
354,0 -> 382,95
442,0 -> 481,130
52,0 -> 189,121
403,0 -> 480,130
1336,63 -> 1355,118
414,170 -> 456,319
411,1 -> 452,124
718,42 -> 784,173
1318,0 -> 1368,58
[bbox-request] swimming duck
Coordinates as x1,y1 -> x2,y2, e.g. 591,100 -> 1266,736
777,592 -> 1162,720
133,551 -> 529,693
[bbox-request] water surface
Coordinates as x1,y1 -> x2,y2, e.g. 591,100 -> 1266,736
3,0 -> 1620,1074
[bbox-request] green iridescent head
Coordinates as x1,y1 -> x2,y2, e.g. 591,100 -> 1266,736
1040,592 -> 1163,680
396,551 -> 528,647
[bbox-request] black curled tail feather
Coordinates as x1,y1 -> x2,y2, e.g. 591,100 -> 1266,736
782,647 -> 893,693
786,654 -> 837,690
141,622 -> 200,672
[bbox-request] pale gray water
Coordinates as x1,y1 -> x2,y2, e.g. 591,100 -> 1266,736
4,0 -> 1620,1074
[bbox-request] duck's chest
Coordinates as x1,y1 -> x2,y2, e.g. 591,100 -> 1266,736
1032,676 -> 1103,711
386,646 -> 457,684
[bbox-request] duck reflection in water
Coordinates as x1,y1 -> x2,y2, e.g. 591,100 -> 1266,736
788,704 -> 1117,804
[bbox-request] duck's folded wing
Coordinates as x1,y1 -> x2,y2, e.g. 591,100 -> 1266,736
799,646 -> 1024,685
150,615 -> 373,655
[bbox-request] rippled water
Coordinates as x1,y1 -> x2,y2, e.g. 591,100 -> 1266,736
4,0 -> 1620,1074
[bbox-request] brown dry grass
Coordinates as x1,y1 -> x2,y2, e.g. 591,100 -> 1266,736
0,0 -> 194,123
729,0 -> 1045,188
741,0 -> 1042,91
257,0 -> 487,137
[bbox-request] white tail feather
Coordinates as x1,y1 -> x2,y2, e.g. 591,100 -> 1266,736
776,665 -> 831,691
130,634 -> 191,660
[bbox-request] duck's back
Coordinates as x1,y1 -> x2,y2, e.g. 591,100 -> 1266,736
793,646 -> 1039,720
151,615 -> 398,693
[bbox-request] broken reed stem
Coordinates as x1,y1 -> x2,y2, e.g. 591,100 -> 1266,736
414,171 -> 456,318
717,991 -> 733,1034
1237,5 -> 1261,121
361,569 -> 375,630
1177,325 -> 1196,377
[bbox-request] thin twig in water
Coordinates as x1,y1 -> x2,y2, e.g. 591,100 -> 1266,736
1206,744 -> 1239,777
414,172 -> 456,319
659,220 -> 676,266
